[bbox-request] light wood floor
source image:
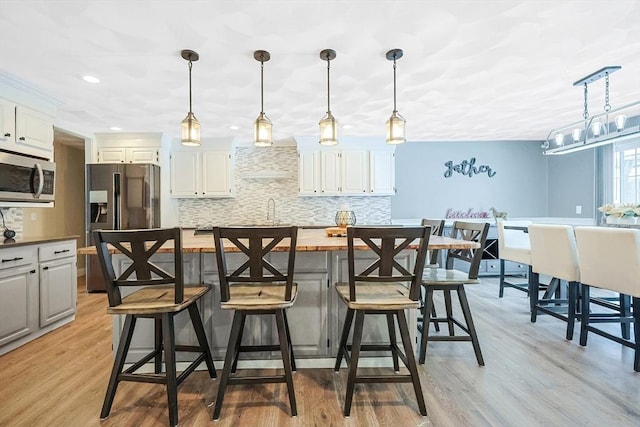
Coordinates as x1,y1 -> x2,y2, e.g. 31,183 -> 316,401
0,276 -> 638,426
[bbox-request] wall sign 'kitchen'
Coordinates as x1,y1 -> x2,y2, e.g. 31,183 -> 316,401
444,157 -> 496,178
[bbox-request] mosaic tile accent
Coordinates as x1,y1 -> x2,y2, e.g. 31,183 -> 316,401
0,208 -> 24,240
178,146 -> 391,227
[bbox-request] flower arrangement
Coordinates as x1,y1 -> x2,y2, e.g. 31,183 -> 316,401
598,203 -> 640,218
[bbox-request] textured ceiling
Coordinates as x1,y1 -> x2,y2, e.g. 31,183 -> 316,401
1,0 -> 639,144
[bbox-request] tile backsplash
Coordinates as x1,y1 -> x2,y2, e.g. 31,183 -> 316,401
178,146 -> 391,227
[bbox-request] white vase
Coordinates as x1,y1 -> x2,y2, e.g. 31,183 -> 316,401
619,217 -> 637,225
606,216 -> 620,224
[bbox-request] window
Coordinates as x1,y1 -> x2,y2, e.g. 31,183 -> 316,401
614,140 -> 640,204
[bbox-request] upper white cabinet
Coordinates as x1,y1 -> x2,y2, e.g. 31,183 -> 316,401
0,98 -> 54,160
94,132 -> 163,165
170,150 -> 234,198
97,147 -> 160,164
298,148 -> 395,196
369,150 -> 395,195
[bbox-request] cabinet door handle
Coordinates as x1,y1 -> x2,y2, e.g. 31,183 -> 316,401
43,266 -> 49,270
2,257 -> 24,263
19,136 -> 25,141
3,133 -> 10,137
30,269 -> 36,274
54,249 -> 70,254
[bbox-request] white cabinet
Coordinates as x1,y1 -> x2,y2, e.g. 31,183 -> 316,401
38,241 -> 77,328
0,98 -> 54,160
97,147 -> 160,164
0,247 -> 38,348
298,148 -> 395,196
170,150 -> 234,198
369,150 -> 395,195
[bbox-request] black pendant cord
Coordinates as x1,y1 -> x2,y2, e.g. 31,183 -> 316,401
188,60 -> 193,114
392,55 -> 398,113
326,57 -> 331,114
260,60 -> 265,114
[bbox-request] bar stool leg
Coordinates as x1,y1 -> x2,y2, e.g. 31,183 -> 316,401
457,285 -> 484,366
275,309 -> 297,416
530,272 -> 540,322
283,311 -> 297,372
188,304 -> 217,378
154,317 -> 162,374
566,281 -> 578,340
344,310 -> 365,417
101,314 -> 136,419
499,259 -> 506,298
162,313 -> 178,427
213,311 -> 243,421
397,309 -> 427,416
419,287 -> 435,364
335,308 -> 354,371
386,313 -> 400,372
633,297 -> 639,372
230,313 -> 246,374
620,294 -> 631,340
579,284 -> 590,346
444,289 -> 455,335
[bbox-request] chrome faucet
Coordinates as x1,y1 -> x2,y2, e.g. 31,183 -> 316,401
267,198 -> 276,225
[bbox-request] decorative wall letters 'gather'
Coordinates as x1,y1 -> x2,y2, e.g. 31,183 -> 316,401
444,157 -> 496,178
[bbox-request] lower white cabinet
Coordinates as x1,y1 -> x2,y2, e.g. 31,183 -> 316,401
39,247 -> 77,328
0,239 -> 77,355
0,247 -> 38,348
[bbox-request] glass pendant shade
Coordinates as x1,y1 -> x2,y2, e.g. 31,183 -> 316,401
319,111 -> 338,145
386,111 -> 406,144
181,112 -> 200,146
254,112 -> 272,147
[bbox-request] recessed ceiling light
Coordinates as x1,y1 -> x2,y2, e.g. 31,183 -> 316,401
82,75 -> 100,83
109,126 -> 122,131
229,125 -> 240,130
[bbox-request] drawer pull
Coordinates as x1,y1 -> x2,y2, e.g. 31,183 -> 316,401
2,257 -> 24,263
54,249 -> 71,254
43,266 -> 49,270
30,270 -> 36,274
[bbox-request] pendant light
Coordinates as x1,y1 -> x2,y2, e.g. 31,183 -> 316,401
254,50 -> 272,147
180,49 -> 200,146
385,49 -> 406,144
319,49 -> 338,145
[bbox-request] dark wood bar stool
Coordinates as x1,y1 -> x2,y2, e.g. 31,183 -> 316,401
419,221 -> 489,366
419,218 -> 445,333
334,226 -> 431,417
93,227 -> 216,427
212,226 -> 298,420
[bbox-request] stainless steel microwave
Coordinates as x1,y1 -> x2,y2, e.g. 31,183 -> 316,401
0,150 -> 56,203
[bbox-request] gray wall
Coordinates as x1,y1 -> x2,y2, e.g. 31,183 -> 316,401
546,149 -> 596,218
391,141 -> 548,219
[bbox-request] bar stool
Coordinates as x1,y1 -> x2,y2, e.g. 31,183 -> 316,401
419,221 -> 490,366
497,220 -> 532,297
419,218 -> 445,333
93,228 -> 216,427
575,226 -> 640,372
212,226 -> 298,420
528,224 -> 581,340
334,226 -> 431,417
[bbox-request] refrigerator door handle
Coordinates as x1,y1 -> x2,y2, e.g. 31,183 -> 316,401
113,172 -> 121,230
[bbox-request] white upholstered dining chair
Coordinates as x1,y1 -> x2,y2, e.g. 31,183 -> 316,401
497,220 -> 531,297
528,224 -> 581,340
574,226 -> 640,372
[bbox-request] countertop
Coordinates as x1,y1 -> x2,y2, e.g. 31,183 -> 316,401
1,235 -> 81,248
77,228 -> 478,255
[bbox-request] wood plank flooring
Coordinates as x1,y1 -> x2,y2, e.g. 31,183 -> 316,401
0,276 -> 638,426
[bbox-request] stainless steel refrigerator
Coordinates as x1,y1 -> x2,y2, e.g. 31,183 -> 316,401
85,163 -> 160,292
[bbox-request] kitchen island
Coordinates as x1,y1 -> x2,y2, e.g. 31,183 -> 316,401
78,228 -> 478,367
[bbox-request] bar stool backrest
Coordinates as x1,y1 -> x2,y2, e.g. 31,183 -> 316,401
93,227 -> 184,307
575,226 -> 640,298
421,218 -> 445,265
346,226 -> 431,302
528,224 -> 580,282
445,221 -> 490,279
213,226 -> 298,302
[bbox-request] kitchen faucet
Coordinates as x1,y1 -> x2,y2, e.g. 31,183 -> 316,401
267,198 -> 276,225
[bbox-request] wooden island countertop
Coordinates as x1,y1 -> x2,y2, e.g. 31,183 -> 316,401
77,227 -> 479,255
